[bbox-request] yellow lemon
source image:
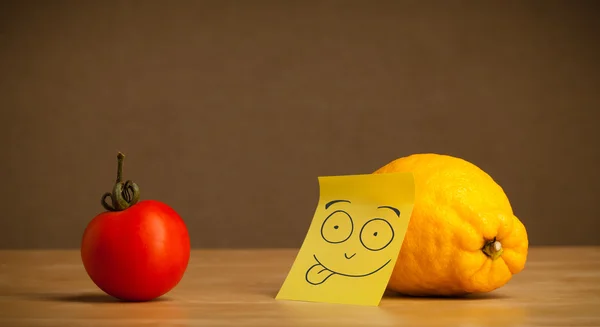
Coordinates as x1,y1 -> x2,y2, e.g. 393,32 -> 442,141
374,153 -> 528,296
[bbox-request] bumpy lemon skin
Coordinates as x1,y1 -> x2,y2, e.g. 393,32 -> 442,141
374,153 -> 528,296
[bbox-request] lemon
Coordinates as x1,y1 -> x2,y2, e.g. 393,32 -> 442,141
374,153 -> 528,296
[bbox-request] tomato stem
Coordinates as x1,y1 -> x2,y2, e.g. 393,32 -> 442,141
116,152 -> 124,183
482,238 -> 503,260
101,152 -> 140,211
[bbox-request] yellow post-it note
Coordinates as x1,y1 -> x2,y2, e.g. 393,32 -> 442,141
276,172 -> 415,306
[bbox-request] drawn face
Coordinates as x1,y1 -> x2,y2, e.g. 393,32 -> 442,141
306,199 -> 400,285
275,172 -> 414,306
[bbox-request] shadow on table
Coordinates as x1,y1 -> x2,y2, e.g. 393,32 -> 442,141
383,289 -> 509,301
22,292 -> 171,303
260,288 -> 508,301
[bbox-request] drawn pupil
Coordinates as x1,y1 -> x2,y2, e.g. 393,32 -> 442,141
373,232 -> 378,236
334,225 -> 339,229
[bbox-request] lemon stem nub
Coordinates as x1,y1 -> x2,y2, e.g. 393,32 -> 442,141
482,239 -> 503,260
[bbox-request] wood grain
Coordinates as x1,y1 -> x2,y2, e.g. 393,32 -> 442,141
0,247 -> 598,326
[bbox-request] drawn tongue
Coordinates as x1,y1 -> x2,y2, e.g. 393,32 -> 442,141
306,264 -> 335,285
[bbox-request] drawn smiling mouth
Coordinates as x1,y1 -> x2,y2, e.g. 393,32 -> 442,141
305,254 -> 391,285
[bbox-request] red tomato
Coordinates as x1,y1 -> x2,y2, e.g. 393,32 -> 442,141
81,153 -> 190,301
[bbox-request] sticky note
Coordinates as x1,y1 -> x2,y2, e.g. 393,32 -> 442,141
276,172 -> 415,306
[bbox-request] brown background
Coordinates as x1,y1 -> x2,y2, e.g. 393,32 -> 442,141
1,0 -> 598,249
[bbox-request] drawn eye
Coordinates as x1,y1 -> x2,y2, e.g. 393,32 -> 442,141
360,218 -> 394,251
321,210 -> 353,244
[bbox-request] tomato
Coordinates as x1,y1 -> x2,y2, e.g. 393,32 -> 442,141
81,153 -> 190,302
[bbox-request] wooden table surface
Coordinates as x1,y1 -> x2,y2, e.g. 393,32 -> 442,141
0,247 -> 599,327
